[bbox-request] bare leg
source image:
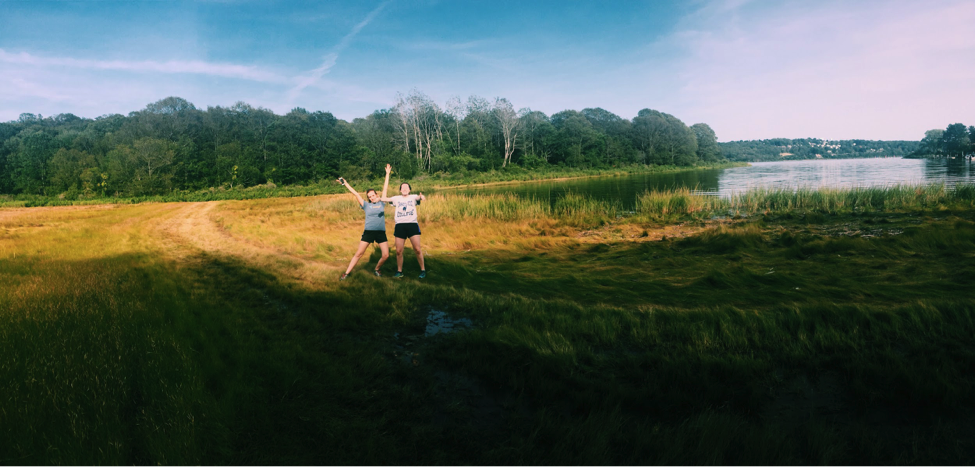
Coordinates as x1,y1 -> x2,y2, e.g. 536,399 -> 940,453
344,241 -> 370,275
408,235 -> 425,270
395,237 -> 406,272
376,242 -> 390,271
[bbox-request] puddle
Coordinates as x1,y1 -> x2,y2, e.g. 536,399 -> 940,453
425,309 -> 473,337
392,310 -> 474,366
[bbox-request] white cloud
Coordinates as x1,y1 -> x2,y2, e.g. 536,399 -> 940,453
0,49 -> 290,84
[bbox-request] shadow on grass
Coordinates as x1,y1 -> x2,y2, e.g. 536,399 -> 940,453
3,231 -> 975,463
423,213 -> 975,311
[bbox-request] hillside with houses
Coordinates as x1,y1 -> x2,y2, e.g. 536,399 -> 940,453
720,138 -> 919,162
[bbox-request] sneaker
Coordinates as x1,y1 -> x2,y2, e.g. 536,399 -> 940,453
418,270 -> 427,279
373,269 -> 382,277
339,273 -> 349,281
393,271 -> 404,278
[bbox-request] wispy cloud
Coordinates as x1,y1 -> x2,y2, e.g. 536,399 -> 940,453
288,1 -> 391,101
658,0 -> 975,140
400,39 -> 491,51
0,49 -> 290,84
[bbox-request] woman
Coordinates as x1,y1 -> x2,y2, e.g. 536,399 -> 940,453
381,181 -> 427,278
338,164 -> 392,280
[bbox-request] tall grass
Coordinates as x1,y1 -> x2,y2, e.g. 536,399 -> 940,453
636,183 -> 975,221
0,256 -> 220,464
421,193 -> 548,222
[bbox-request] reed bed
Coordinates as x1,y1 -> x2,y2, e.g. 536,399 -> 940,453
636,183 -> 975,221
421,193 -> 549,222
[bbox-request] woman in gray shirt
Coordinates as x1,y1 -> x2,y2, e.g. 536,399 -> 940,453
338,164 -> 392,280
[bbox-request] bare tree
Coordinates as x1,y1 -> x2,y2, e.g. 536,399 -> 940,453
445,96 -> 466,153
393,90 -> 446,171
392,93 -> 412,155
494,98 -> 519,167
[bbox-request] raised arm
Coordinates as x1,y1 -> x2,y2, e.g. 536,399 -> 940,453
381,164 -> 391,198
338,177 -> 364,206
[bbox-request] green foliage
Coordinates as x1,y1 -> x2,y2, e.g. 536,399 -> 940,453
908,122 -> 974,159
1,95 -> 730,197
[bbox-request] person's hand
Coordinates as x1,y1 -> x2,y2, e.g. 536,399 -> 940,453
385,164 -> 392,174
419,192 -> 426,201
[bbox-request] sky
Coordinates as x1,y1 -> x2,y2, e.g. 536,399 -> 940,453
1,0 -> 973,142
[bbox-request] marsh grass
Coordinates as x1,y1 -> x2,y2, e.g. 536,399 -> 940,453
635,183 -> 975,222
2,183 -> 975,463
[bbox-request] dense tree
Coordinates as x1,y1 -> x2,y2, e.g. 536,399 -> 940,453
943,123 -> 971,158
691,123 -> 721,163
550,110 -> 603,167
6,130 -> 54,194
0,94 -> 733,197
905,123 -> 973,159
631,109 -> 668,165
582,108 -> 636,165
128,138 -> 177,195
517,109 -> 555,167
630,110 -> 698,166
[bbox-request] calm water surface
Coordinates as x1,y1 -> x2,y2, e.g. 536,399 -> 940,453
455,158 -> 975,209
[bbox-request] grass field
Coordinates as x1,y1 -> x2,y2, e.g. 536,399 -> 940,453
1,184 -> 974,464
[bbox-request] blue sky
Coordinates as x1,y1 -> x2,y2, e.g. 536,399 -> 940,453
1,0 -> 973,141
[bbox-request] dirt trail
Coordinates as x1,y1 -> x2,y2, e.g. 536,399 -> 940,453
150,201 -> 339,281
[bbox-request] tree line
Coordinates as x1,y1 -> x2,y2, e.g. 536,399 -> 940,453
720,138 -> 919,162
0,92 -> 724,198
912,123 -> 975,159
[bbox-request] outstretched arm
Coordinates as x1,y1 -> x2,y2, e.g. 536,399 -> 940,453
382,164 -> 391,198
338,178 -> 365,207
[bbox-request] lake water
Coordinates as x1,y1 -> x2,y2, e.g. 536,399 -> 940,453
454,158 -> 975,208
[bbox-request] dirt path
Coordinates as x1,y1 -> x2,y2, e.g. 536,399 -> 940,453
150,201 -> 339,282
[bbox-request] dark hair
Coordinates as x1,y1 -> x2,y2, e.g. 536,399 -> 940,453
365,188 -> 377,196
400,182 -> 411,191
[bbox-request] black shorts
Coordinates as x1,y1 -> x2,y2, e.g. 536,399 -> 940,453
360,230 -> 388,244
393,223 -> 421,239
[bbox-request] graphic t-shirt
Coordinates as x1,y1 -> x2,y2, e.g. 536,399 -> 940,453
362,201 -> 386,231
388,195 -> 420,224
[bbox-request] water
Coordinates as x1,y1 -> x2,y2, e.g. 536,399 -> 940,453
453,158 -> 975,209
715,157 -> 975,197
424,310 -> 473,337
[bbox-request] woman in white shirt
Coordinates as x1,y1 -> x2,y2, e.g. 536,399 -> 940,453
381,180 -> 427,278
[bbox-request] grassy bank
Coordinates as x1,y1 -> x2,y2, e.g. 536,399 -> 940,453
0,162 -> 744,208
1,183 -> 974,464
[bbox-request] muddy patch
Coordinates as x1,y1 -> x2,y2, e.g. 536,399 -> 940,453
425,309 -> 473,337
393,309 -> 474,366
